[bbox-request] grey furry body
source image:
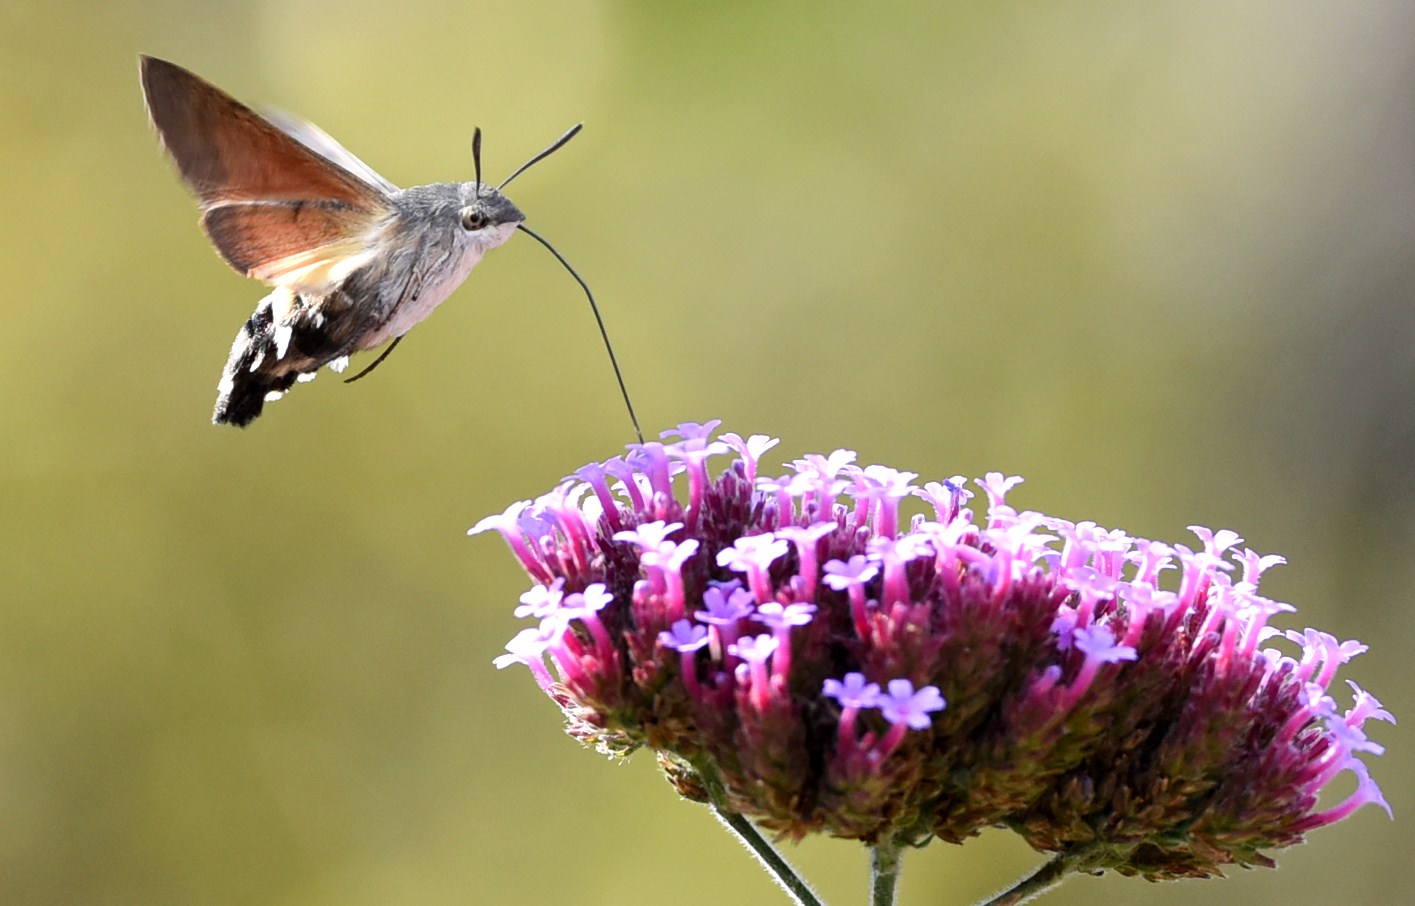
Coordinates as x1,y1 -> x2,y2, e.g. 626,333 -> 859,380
213,184 -> 522,426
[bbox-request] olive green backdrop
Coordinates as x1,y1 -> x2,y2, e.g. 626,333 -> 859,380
1,2 -> 1409,904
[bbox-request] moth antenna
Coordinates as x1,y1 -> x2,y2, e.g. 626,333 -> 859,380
517,224 -> 644,443
471,127 -> 483,195
343,335 -> 405,384
498,123 -> 583,191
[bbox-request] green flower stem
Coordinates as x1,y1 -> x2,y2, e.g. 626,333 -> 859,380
976,844 -> 1103,906
870,840 -> 902,906
710,805 -> 824,906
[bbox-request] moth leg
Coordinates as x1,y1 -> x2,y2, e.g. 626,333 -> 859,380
342,335 -> 404,384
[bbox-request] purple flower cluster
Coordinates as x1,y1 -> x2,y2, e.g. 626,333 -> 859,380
474,422 -> 1392,879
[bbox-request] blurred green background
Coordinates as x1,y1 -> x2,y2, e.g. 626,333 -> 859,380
1,1 -> 1410,904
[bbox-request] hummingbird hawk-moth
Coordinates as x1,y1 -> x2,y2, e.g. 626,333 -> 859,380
140,55 -> 612,428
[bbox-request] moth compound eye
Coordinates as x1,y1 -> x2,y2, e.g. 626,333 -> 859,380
460,207 -> 490,231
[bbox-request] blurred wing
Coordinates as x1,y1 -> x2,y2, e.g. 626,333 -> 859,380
139,55 -> 394,285
263,110 -> 399,195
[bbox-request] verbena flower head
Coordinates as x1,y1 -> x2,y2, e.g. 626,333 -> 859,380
474,422 -> 1392,881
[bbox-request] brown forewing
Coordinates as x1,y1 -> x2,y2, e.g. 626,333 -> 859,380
140,56 -> 391,279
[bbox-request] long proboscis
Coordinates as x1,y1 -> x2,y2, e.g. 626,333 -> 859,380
518,224 -> 644,444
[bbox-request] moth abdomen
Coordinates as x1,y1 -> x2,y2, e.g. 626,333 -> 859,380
212,290 -> 366,427
214,301 -> 293,427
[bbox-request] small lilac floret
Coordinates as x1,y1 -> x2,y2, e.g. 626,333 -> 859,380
697,582 -> 756,624
860,465 -> 917,491
1052,520 -> 1101,574
729,633 -> 780,665
514,578 -> 565,619
775,522 -> 834,596
823,555 -> 878,590
1287,628 -> 1368,689
534,482 -> 593,564
914,478 -> 972,524
794,449 -> 857,481
1190,526 -> 1244,560
878,679 -> 946,730
824,554 -> 879,637
754,473 -> 798,525
1238,548 -> 1287,587
1344,680 -> 1396,729
755,601 -> 817,630
696,582 -> 756,661
561,584 -> 616,664
1072,624 -> 1138,664
572,461 -> 623,531
613,520 -> 684,549
494,624 -> 557,667
660,618 -> 710,700
662,423 -> 729,528
661,420 -> 723,443
823,672 -> 881,709
868,534 -> 933,607
1320,759 -> 1393,824
716,534 -> 789,572
632,535 -> 700,622
644,538 -> 699,574
659,619 -> 709,653
469,500 -> 554,582
977,472 -> 1024,514
1115,582 -> 1179,646
824,672 -> 884,753
1127,539 -> 1176,585
755,601 -> 816,678
717,533 -> 790,604
721,432 -> 779,483
626,443 -> 675,500
467,500 -> 527,539
1229,590 -> 1294,658
601,456 -> 646,511
1325,710 -> 1386,757
794,449 -> 856,519
493,623 -> 563,692
1061,566 -> 1117,626
729,633 -> 781,710
1089,526 -> 1133,579
1057,624 -> 1137,708
848,465 -> 918,538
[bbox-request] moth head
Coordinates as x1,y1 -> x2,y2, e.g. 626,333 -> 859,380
456,186 -> 524,247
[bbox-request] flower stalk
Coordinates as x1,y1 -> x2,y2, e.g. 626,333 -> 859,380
712,804 -> 823,906
870,840 -> 903,906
